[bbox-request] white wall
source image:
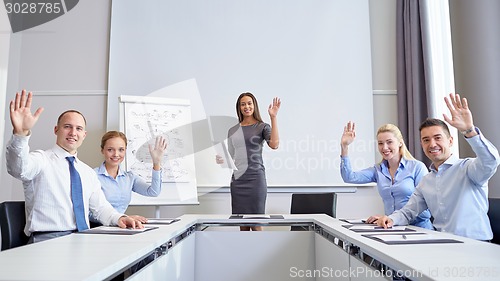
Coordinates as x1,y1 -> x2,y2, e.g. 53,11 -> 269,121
449,0 -> 500,197
0,0 -> 111,202
0,0 -> 399,219
0,0 -> 11,199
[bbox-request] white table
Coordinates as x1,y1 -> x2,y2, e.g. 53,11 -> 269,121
0,214 -> 498,281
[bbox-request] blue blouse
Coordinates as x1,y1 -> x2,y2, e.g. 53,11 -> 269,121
340,156 -> 433,229
93,162 -> 162,214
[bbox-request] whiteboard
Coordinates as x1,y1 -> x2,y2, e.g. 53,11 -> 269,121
119,95 -> 198,205
108,0 -> 375,189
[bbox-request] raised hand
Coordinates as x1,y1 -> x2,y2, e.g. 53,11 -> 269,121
9,90 -> 44,136
268,97 -> 281,118
149,136 -> 167,170
443,93 -> 474,132
341,121 -> 356,147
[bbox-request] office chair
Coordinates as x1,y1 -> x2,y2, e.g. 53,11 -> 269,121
0,201 -> 29,250
487,197 -> 500,244
290,192 -> 337,231
89,221 -> 103,228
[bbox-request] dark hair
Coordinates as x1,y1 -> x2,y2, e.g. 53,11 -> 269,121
235,92 -> 263,123
419,118 -> 451,138
100,131 -> 127,149
57,110 -> 87,126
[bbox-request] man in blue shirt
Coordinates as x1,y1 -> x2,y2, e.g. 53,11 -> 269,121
378,93 -> 500,240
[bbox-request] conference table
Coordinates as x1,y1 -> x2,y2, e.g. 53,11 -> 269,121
0,214 -> 498,281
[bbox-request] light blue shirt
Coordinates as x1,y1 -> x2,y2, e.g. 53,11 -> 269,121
390,128 -> 500,240
341,156 -> 432,229
94,162 -> 162,214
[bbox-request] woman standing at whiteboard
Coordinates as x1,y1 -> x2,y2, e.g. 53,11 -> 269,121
216,93 -> 281,231
340,122 -> 433,229
92,131 -> 167,223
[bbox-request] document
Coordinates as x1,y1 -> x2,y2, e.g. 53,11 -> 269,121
369,233 -> 427,242
81,226 -> 158,235
340,218 -> 367,224
242,214 -> 271,219
363,233 -> 463,245
214,140 -> 237,170
145,218 -> 180,225
344,225 -> 415,233
229,214 -> 285,219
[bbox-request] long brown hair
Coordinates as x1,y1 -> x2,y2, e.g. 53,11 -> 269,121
235,92 -> 263,123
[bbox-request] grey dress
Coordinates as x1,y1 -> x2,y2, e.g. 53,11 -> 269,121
227,122 -> 271,214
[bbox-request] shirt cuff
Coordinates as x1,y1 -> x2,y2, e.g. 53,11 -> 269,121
388,212 -> 407,226
112,214 -> 127,226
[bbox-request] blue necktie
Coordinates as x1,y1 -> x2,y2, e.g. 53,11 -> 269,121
66,156 -> 89,231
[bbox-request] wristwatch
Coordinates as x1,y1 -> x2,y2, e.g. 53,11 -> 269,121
460,127 -> 475,135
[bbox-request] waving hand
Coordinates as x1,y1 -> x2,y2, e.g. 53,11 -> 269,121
10,90 -> 44,136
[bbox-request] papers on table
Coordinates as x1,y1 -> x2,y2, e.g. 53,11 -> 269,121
145,218 -> 180,225
363,233 -> 463,245
343,224 -> 415,233
242,215 -> 271,219
229,214 -> 285,219
340,220 -> 464,244
81,226 -> 158,235
340,218 -> 367,224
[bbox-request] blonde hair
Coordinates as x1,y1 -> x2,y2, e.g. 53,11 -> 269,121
377,124 -> 415,163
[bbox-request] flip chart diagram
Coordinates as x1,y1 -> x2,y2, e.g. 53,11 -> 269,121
119,95 -> 198,205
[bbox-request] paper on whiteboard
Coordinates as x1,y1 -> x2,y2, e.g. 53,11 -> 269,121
214,140 -> 237,170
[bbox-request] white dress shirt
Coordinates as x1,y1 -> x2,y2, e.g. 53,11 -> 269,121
6,134 -> 124,236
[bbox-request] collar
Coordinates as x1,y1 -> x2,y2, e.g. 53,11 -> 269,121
96,162 -> 125,177
429,153 -> 459,172
52,145 -> 79,162
381,157 -> 407,169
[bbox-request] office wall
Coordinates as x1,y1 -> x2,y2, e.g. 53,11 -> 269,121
0,0 -> 10,162
0,0 -> 400,218
449,0 -> 500,197
0,0 -> 111,201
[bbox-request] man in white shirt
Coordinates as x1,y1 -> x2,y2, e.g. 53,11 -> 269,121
6,89 -> 142,243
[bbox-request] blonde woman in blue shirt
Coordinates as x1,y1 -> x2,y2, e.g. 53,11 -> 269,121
340,122 -> 433,229
93,131 -> 167,223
